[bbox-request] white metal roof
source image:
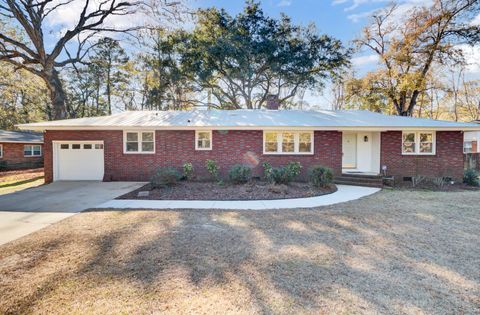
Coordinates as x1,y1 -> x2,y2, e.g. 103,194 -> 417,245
17,109 -> 480,131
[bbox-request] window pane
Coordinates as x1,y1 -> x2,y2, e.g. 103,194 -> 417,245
72,144 -> 81,149
282,132 -> 294,152
95,144 -> 104,149
60,144 -> 69,149
126,142 -> 138,152
420,133 -> 432,142
126,132 -> 138,142
299,133 -> 312,152
197,139 -> 211,149
265,133 -> 278,152
142,142 -> 154,152
198,132 -> 210,140
33,145 -> 41,156
84,144 -> 92,149
420,142 -> 433,153
24,145 -> 32,156
142,132 -> 153,142
403,133 -> 415,142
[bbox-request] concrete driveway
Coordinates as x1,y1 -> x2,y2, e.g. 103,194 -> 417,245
0,181 -> 145,246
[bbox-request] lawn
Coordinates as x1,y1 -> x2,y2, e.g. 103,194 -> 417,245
0,189 -> 479,314
0,168 -> 44,195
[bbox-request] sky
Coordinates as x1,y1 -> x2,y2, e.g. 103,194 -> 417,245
40,0 -> 480,109
190,0 -> 480,108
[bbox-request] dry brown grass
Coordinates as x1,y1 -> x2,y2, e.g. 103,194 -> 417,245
0,190 -> 479,314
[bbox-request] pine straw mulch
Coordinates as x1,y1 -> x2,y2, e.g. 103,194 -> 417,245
0,189 -> 479,314
117,181 -> 337,200
0,168 -> 44,183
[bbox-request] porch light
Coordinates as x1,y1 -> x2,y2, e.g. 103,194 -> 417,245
364,135 -> 369,142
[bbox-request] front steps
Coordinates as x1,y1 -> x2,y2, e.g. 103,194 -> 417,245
335,173 -> 383,188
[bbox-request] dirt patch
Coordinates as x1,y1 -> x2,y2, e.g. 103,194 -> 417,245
1,190 -> 479,314
117,181 -> 337,200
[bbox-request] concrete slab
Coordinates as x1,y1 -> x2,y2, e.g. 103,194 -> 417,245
96,185 -> 381,211
0,181 -> 145,246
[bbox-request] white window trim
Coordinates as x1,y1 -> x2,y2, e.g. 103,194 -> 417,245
464,141 -> 473,154
123,130 -> 155,154
402,131 -> 436,155
195,130 -> 212,150
263,131 -> 314,155
23,144 -> 42,157
0,144 -> 2,158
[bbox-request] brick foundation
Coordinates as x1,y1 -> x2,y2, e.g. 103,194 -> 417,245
0,142 -> 44,170
44,130 -> 343,183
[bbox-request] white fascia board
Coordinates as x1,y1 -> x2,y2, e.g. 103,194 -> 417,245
16,124 -> 480,132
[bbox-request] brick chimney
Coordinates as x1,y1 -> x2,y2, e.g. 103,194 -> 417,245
265,94 -> 280,110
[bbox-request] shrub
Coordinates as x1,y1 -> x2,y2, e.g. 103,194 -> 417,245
308,165 -> 334,188
183,162 -> 194,180
464,169 -> 479,187
206,159 -> 220,181
262,162 -> 273,182
150,166 -> 182,188
229,164 -> 252,184
0,161 -> 7,171
263,161 -> 303,185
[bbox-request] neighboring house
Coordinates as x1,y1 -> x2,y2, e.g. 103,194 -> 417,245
464,120 -> 480,171
0,130 -> 44,170
18,109 -> 480,184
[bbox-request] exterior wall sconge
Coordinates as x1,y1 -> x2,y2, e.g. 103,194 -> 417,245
364,135 -> 369,142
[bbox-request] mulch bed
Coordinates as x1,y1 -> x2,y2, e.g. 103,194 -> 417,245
117,180 -> 337,200
391,180 -> 480,191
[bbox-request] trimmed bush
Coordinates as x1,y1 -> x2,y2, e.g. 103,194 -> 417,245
229,164 -> 252,184
183,162 -> 194,180
308,165 -> 333,188
206,159 -> 220,181
263,161 -> 303,185
464,169 -> 479,187
150,166 -> 182,188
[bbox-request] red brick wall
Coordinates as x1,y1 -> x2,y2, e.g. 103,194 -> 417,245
44,130 -> 343,183
0,142 -> 44,170
380,131 -> 464,181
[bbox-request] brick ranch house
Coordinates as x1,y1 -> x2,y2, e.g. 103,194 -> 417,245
0,130 -> 43,170
18,109 -> 480,184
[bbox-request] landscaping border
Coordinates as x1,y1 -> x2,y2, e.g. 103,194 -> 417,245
96,185 -> 381,210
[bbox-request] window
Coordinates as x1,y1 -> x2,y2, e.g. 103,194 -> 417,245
24,145 -> 42,157
95,144 -> 104,150
195,130 -> 212,150
464,141 -> 473,153
0,144 -> 3,158
84,144 -> 92,149
263,131 -> 314,154
72,144 -> 81,149
124,131 -> 155,153
60,144 -> 69,149
402,131 -> 435,155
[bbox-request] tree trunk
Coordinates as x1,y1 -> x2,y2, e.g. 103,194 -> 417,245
44,68 -> 67,120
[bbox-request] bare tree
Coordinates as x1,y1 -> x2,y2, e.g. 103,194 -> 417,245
355,0 -> 480,116
0,0 -> 183,119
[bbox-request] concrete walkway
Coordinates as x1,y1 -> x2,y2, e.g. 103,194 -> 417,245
0,181 -> 145,246
97,185 -> 381,210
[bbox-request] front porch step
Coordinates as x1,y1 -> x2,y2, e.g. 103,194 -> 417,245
335,174 -> 383,188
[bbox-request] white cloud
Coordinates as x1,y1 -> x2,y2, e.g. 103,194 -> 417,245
340,0 -> 433,22
471,13 -> 480,26
347,10 -> 376,23
277,0 -> 292,7
458,44 -> 480,74
351,54 -> 379,67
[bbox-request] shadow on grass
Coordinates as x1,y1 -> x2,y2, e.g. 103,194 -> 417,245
1,190 -> 480,314
0,176 -> 44,189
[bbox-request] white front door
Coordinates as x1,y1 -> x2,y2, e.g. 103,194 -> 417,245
54,142 -> 104,181
342,133 -> 357,168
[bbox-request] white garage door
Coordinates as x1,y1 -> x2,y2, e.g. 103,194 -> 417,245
54,142 -> 104,181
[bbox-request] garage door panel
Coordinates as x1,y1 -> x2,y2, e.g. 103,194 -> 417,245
55,142 -> 104,181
